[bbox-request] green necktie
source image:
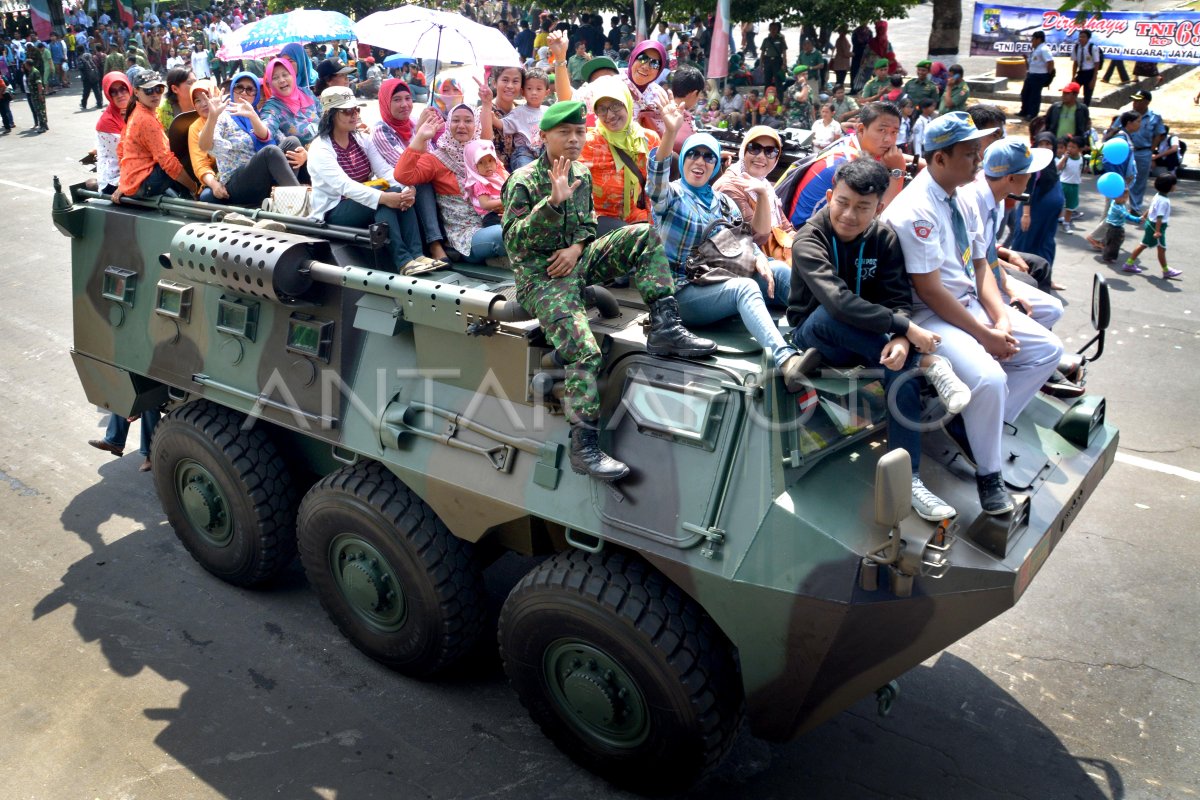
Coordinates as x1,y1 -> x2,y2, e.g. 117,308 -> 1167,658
947,195 -> 974,280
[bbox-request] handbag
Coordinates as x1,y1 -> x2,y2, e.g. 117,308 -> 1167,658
764,225 -> 793,265
262,185 -> 312,217
684,218 -> 760,285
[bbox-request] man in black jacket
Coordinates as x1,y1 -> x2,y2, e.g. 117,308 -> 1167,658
1042,82 -> 1090,139
788,158 -> 971,521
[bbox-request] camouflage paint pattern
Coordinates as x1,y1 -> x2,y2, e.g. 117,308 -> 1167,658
55,182 -> 1118,744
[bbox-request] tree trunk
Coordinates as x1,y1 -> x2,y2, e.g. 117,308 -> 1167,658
928,0 -> 962,57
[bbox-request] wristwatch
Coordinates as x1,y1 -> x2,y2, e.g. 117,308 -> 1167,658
889,168 -> 904,179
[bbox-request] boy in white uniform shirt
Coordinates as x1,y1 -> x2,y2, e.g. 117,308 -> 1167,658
959,138 -> 1064,330
882,112 -> 1064,515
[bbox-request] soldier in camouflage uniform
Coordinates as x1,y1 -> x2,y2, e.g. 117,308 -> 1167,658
859,59 -> 891,104
502,100 -> 717,481
22,59 -> 47,131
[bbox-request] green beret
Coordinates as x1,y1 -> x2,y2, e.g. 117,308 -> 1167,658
917,59 -> 932,68
874,58 -> 889,69
792,64 -> 808,74
540,100 -> 585,131
581,56 -> 618,82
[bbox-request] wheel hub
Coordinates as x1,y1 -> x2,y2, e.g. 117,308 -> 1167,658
544,642 -> 649,748
340,554 -> 390,613
176,461 -> 232,546
329,536 -> 406,632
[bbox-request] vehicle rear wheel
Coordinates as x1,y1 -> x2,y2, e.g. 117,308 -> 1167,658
498,549 -> 744,793
297,462 -> 487,678
152,400 -> 297,587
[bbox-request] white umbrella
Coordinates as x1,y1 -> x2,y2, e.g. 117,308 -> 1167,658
355,6 -> 521,68
217,9 -> 356,61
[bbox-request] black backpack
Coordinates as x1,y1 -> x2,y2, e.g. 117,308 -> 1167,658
1159,135 -> 1185,170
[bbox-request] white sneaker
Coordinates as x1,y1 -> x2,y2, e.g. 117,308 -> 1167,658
912,476 -> 956,521
925,356 -> 972,415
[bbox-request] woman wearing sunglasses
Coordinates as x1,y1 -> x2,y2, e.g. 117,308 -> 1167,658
112,70 -> 199,204
648,102 -> 816,391
578,76 -> 659,235
714,125 -> 797,265
190,73 -> 302,207
94,71 -> 132,194
625,40 -> 669,135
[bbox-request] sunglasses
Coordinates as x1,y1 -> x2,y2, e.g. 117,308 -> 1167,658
232,84 -> 256,94
745,142 -> 780,158
634,53 -> 661,70
684,149 -> 717,164
139,85 -> 165,95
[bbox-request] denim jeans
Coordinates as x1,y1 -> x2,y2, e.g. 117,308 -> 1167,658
467,224 -> 506,261
791,306 -> 922,472
412,182 -> 443,245
326,198 -> 422,269
510,144 -> 539,170
103,409 -> 161,458
675,261 -> 795,368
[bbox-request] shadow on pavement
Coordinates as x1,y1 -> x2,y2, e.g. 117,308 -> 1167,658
36,469 -> 1118,800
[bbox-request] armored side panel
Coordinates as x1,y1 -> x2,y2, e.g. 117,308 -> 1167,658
60,187 -> 1119,744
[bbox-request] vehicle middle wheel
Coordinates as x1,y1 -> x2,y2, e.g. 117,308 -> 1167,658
297,462 -> 487,678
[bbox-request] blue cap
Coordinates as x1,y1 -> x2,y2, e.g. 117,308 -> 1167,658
923,111 -> 996,153
981,138 -> 1054,177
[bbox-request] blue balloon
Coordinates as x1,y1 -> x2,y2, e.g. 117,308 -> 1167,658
1103,137 -> 1130,165
1097,172 -> 1125,199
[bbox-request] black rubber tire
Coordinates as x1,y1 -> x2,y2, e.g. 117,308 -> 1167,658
152,400 -> 298,587
498,549 -> 744,794
296,462 -> 487,678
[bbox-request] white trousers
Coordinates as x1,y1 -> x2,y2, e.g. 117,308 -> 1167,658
1003,281 -> 1064,330
915,297 -> 1063,474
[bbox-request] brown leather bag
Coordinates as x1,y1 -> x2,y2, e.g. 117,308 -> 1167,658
764,225 -> 793,265
684,219 -> 760,285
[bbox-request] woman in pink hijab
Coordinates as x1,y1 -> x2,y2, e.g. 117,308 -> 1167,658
259,56 -> 320,149
625,39 -> 670,134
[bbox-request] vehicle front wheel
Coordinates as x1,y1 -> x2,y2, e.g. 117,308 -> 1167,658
498,549 -> 744,793
152,400 -> 297,587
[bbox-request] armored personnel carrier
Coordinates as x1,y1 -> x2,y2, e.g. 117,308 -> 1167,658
54,180 -> 1117,793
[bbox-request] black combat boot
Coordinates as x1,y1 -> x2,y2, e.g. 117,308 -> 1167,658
569,423 -> 630,481
646,296 -> 717,358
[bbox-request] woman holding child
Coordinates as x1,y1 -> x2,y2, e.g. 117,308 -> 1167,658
394,83 -> 506,262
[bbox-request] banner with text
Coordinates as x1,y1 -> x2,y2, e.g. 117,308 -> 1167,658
970,2 -> 1200,65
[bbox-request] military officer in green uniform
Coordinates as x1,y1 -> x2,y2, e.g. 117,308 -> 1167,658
501,101 -> 717,481
939,63 -> 971,113
859,58 -> 891,103
22,59 -> 47,131
903,60 -> 939,107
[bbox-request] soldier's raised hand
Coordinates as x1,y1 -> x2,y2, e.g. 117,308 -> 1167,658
548,156 -> 581,208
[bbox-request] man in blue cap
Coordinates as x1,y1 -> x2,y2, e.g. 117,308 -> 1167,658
959,137 -> 1063,331
502,100 -> 716,482
882,112 -> 1063,517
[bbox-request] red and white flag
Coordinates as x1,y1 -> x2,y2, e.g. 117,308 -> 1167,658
708,0 -> 731,80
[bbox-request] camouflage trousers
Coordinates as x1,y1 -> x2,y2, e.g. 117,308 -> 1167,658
516,223 -> 674,423
27,91 -> 46,128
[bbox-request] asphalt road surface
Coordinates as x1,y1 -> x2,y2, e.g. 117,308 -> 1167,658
0,87 -> 1197,800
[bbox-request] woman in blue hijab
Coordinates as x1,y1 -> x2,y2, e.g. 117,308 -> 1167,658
280,42 -> 316,89
193,70 -> 302,206
646,109 -> 815,388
